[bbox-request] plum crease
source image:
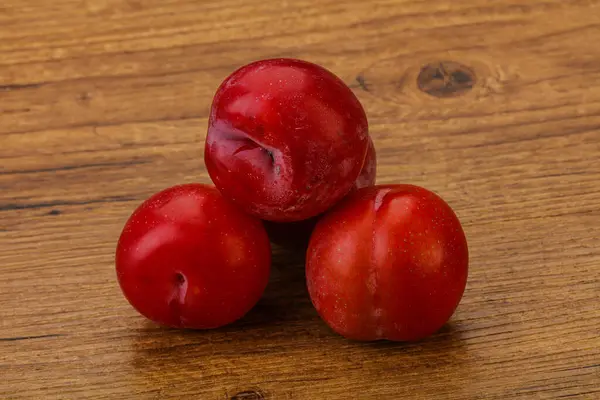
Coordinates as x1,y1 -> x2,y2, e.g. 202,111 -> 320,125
225,134 -> 281,176
168,271 -> 188,326
370,188 -> 394,340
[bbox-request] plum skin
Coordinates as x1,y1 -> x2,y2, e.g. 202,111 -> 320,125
204,58 -> 369,222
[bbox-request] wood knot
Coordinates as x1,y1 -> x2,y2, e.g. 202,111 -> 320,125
417,61 -> 476,98
231,389 -> 265,400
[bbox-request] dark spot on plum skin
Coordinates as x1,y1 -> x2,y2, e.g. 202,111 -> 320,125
174,272 -> 186,286
265,149 -> 275,164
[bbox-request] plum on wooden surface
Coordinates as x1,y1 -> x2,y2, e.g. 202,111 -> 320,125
204,58 -> 369,222
116,183 -> 271,329
306,184 -> 468,341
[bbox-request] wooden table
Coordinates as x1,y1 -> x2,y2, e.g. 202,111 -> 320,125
1,1 -> 599,399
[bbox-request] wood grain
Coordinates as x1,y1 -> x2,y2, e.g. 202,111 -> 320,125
1,0 -> 599,398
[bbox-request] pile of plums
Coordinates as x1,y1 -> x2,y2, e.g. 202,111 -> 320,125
115,58 -> 469,342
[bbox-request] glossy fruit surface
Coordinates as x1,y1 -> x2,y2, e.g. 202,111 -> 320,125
352,137 -> 377,191
306,184 -> 468,341
115,183 -> 271,329
204,58 -> 369,222
264,138 -> 377,249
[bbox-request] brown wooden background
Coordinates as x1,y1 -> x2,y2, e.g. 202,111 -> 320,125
1,0 -> 599,399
